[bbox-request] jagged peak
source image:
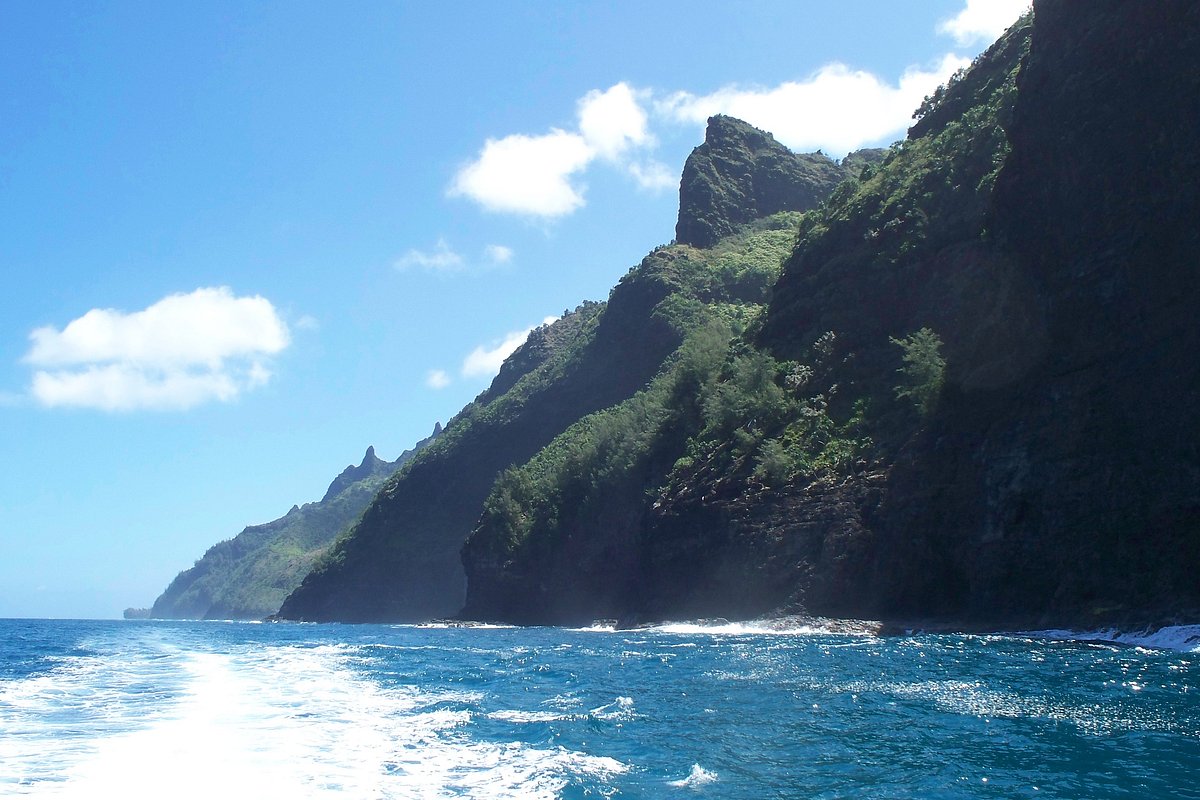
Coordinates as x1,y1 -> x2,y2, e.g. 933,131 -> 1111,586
321,446 -> 390,503
360,445 -> 380,468
674,115 -> 849,249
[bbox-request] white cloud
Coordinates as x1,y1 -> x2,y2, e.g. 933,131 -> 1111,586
658,54 -> 969,157
578,83 -> 650,160
450,82 -> 662,218
484,244 -> 514,265
425,369 -> 451,389
461,316 -> 558,380
939,0 -> 1030,46
23,287 -> 289,412
449,130 -> 593,217
395,238 -> 465,272
294,314 -> 320,331
627,160 -> 676,191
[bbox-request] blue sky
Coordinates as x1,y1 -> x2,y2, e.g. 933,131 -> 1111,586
0,0 -> 1027,618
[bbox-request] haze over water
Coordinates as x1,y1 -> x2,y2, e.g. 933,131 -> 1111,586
1,619 -> 1197,798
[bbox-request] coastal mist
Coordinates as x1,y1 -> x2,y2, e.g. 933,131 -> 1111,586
2,619 -> 1197,799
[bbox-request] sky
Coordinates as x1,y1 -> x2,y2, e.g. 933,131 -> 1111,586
0,0 -> 1028,618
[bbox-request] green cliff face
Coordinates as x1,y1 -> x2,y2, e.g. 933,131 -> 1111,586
460,1 -> 1200,628
277,128 -> 855,623
458,14 -> 1034,626
674,116 -> 854,248
149,437 -> 434,620
459,217 -> 803,623
283,0 -> 1200,628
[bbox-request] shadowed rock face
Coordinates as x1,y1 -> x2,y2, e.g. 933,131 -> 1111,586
283,2 -> 1200,630
277,120 -> 864,624
458,2 -> 1200,631
674,116 -> 850,248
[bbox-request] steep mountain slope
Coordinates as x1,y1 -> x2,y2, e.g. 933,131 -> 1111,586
876,0 -> 1200,624
675,116 -> 859,248
149,435 -> 435,620
459,216 -> 806,623
460,14 -> 1033,625
278,126 -> 862,622
461,0 -> 1200,628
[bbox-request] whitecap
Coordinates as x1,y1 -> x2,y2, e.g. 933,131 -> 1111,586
487,709 -> 573,723
668,763 -> 719,789
1023,624 -> 1200,653
648,616 -> 879,637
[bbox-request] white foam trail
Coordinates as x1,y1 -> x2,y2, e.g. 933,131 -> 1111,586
1025,624 -> 1200,653
0,641 -> 626,798
668,763 -> 719,788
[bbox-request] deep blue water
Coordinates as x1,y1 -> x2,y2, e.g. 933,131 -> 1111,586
0,618 -> 1197,799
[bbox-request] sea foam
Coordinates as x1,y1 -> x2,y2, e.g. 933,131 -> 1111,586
1026,624 -> 1200,653
0,637 -> 625,798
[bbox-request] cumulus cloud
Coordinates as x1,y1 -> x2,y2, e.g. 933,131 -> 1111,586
577,83 -> 650,160
425,369 -> 451,389
450,3 -> 1026,217
23,287 -> 289,412
484,244 -> 514,265
450,83 -> 664,218
939,0 -> 1030,46
395,238 -> 465,272
449,130 -> 593,217
461,316 -> 558,380
658,54 -> 969,156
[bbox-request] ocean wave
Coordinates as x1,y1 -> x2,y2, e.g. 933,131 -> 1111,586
1023,624 -> 1200,653
648,616 -> 881,637
668,763 -> 719,789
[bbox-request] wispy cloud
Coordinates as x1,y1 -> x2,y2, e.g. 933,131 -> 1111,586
294,314 -> 320,331
626,160 -> 676,191
460,316 -> 558,380
394,238 -> 465,272
425,369 -> 451,389
483,244 -> 514,265
397,240 -> 515,275
939,0 -> 1030,46
23,287 -> 289,412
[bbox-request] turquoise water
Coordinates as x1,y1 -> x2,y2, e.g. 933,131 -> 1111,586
0,619 -> 1196,798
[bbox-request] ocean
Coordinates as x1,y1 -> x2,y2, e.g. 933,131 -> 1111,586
0,618 -> 1196,798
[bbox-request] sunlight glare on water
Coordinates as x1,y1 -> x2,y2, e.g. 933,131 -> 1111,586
0,619 -> 1196,799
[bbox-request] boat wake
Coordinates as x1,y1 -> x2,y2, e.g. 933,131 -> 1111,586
0,635 -> 626,798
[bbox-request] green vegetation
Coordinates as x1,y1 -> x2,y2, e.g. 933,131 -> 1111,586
467,213 -> 874,576
461,14 -> 1041,623
292,5 -> 1200,627
151,442 -> 432,619
891,328 -> 945,415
